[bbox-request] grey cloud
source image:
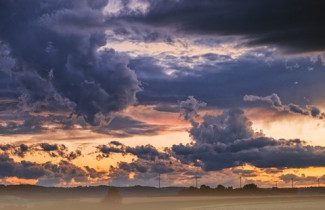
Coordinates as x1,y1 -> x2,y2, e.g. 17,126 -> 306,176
308,106 -> 321,117
180,96 -> 206,121
118,0 -> 325,54
96,143 -> 125,159
172,108 -> 325,171
132,53 -> 325,111
244,93 -> 325,119
0,154 -> 102,184
40,143 -> 59,152
95,115 -> 164,137
0,144 -> 29,158
154,104 -> 179,113
243,93 -> 282,107
279,173 -> 325,186
96,141 -> 170,161
0,143 -> 82,161
0,114 -> 46,135
0,0 -> 141,126
288,104 -> 309,115
125,145 -> 170,161
190,109 -> 254,144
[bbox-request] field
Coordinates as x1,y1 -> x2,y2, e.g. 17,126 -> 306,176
1,195 -> 325,210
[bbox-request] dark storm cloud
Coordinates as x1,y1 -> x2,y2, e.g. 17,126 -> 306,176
119,0 -> 325,54
96,98 -> 325,173
190,109 -> 254,144
171,99 -> 325,171
132,53 -> 325,109
96,142 -> 125,159
125,145 -> 170,161
0,0 -> 141,126
96,141 -> 170,161
40,143 -> 59,152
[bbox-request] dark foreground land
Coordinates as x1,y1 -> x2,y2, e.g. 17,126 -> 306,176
1,185 -> 325,210
1,194 -> 325,210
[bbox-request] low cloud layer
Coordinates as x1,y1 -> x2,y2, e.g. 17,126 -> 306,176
244,93 -> 325,119
0,154 -> 104,186
0,143 -> 82,161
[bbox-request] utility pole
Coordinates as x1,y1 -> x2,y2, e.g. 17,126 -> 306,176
158,173 -> 161,189
240,176 -> 242,189
318,178 -> 320,188
275,181 -> 278,188
291,178 -> 294,189
195,175 -> 198,188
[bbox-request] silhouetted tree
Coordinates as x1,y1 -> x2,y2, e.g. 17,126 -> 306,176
216,184 -> 226,190
243,183 -> 258,191
200,185 -> 211,190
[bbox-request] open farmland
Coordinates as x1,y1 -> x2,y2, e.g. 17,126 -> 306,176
1,195 -> 325,210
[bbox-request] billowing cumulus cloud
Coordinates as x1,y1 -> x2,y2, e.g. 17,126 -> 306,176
171,99 -> 325,171
180,96 -> 206,121
2,0 -> 325,187
94,100 -> 325,175
0,0 -> 141,126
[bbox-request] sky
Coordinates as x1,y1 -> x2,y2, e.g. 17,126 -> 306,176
1,0 -> 325,188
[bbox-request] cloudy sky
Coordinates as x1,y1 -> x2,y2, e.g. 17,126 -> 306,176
1,0 -> 325,188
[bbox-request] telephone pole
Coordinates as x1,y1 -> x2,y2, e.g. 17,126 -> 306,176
240,176 -> 242,189
195,175 -> 198,188
318,178 -> 320,188
291,178 -> 294,189
158,173 -> 161,188
275,181 -> 278,188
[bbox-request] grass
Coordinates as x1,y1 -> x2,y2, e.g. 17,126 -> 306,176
1,194 -> 325,210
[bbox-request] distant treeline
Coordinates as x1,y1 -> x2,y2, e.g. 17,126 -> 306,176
1,184 -> 325,199
179,183 -> 325,196
0,185 -> 183,198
